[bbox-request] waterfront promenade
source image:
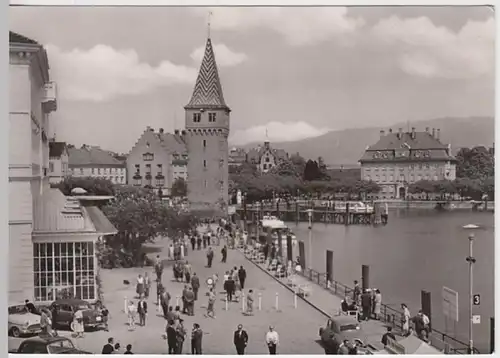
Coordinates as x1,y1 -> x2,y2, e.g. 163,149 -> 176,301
8,234 -> 327,354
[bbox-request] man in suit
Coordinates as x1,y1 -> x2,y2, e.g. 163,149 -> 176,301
166,320 -> 177,354
233,324 -> 249,355
102,337 -> 115,354
137,297 -> 148,327
191,323 -> 203,354
238,266 -> 247,290
191,273 -> 200,300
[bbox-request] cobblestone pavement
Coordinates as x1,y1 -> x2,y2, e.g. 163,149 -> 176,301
9,235 -> 327,354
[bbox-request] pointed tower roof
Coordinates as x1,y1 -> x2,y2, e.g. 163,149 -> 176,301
185,38 -> 229,110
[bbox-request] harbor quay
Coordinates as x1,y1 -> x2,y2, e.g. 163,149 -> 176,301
9,234 -> 327,354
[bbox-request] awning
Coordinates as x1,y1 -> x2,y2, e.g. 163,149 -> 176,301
85,206 -> 118,236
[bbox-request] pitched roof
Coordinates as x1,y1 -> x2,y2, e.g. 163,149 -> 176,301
367,131 -> 447,151
185,38 -> 228,109
49,142 -> 67,158
68,146 -> 125,167
9,31 -> 39,45
158,132 -> 187,154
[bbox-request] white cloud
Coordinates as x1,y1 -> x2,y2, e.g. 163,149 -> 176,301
46,44 -> 197,102
194,7 -> 365,46
190,43 -> 248,67
371,16 -> 494,79
230,121 -> 330,145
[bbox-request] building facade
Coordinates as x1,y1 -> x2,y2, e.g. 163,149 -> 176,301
359,127 -> 457,199
68,145 -> 127,185
127,127 -> 187,195
48,141 -> 69,184
247,141 -> 288,173
184,37 -> 230,211
9,32 -> 116,304
228,147 -> 247,167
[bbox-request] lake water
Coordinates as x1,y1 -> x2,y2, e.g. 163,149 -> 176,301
286,210 -> 494,352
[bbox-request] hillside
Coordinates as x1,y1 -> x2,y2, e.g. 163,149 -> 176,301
235,117 -> 494,166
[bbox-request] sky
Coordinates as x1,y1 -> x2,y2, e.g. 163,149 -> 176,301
10,6 -> 495,153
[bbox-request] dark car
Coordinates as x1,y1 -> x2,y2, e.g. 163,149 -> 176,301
319,316 -> 367,349
49,298 -> 103,330
9,336 -> 91,354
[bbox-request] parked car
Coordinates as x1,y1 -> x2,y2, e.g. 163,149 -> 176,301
9,336 -> 91,354
49,298 -> 103,330
319,316 -> 367,349
8,303 -> 42,337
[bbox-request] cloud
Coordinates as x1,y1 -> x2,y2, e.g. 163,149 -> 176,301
46,44 -> 197,102
371,16 -> 494,79
190,43 -> 248,67
230,121 -> 330,145
194,7 -> 365,46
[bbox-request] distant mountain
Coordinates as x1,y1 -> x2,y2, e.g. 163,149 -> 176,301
236,117 -> 494,166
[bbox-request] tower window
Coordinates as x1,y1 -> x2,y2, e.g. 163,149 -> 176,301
203,160 -> 207,168
203,139 -> 207,148
208,113 -> 216,122
193,113 -> 201,123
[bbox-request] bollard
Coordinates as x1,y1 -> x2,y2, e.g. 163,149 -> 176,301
124,296 -> 128,313
275,292 -> 279,311
176,296 -> 180,307
258,293 -> 262,311
294,290 -> 297,309
157,295 -> 162,313
225,296 -> 229,311
242,295 -> 246,312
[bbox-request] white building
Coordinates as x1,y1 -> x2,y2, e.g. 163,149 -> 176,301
68,145 -> 127,185
48,141 -> 69,184
9,31 -> 116,304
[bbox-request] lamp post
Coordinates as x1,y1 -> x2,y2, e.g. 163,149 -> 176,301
463,224 -> 480,354
306,208 -> 313,270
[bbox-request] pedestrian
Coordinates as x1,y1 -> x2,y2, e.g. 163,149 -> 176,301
361,289 -> 372,321
25,299 -> 37,314
144,272 -> 151,299
137,296 -> 148,327
182,285 -> 189,314
166,306 -> 175,323
265,326 -> 279,354
337,339 -> 350,354
124,344 -> 133,354
136,274 -> 145,298
72,308 -> 85,338
102,337 -> 115,354
127,300 -> 137,330
353,280 -> 361,304
373,289 -> 382,320
160,289 -> 171,319
225,275 -> 235,302
238,266 -> 247,289
176,319 -> 187,354
184,261 -> 192,284
166,320 -> 177,354
206,288 -> 216,318
221,245 -> 228,263
168,244 -> 174,260
401,303 -> 411,336
173,306 -> 181,323
39,308 -> 52,336
203,234 -> 208,249
206,247 -> 214,268
191,273 -> 200,300
381,326 -> 396,346
100,303 -> 110,332
197,236 -> 202,250
185,286 -> 195,316
191,323 -> 203,355
191,235 -> 196,251
246,289 -> 254,315
233,324 -> 249,355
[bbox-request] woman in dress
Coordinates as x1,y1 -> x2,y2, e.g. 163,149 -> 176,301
401,303 -> 411,336
127,300 -> 137,330
246,289 -> 254,315
136,274 -> 145,298
144,272 -> 151,299
373,289 -> 382,320
72,308 -> 85,338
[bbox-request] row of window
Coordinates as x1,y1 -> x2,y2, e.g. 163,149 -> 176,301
193,112 -> 217,123
135,163 -> 162,174
262,163 -> 274,170
366,174 -> 440,182
70,167 -> 125,175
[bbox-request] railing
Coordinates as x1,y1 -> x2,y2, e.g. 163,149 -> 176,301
299,267 -> 479,354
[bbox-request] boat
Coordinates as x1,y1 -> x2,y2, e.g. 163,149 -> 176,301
259,215 -> 297,246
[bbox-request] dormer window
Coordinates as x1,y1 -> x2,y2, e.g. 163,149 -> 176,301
143,152 -> 154,161
208,113 -> 216,122
193,113 -> 201,123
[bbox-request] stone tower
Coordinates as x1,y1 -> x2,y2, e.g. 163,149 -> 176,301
184,37 -> 230,213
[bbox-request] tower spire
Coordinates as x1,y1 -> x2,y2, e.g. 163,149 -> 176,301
207,11 -> 212,39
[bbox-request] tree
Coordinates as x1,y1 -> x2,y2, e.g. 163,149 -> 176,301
456,146 -> 494,180
304,160 -> 322,181
408,180 -> 436,200
171,177 -> 187,197
56,176 -> 115,196
268,159 -> 302,177
289,152 -> 306,175
102,185 -> 198,266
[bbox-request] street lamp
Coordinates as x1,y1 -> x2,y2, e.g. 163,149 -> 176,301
306,208 -> 313,270
463,223 -> 480,354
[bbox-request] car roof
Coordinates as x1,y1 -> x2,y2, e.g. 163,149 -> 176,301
53,298 -> 88,305
331,316 -> 360,325
21,336 -> 70,344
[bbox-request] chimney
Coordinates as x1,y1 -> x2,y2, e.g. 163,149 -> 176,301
159,128 -> 164,134
146,126 -> 151,131
437,128 -> 441,140
174,129 -> 180,135
181,130 -> 186,136
380,129 -> 385,138
411,127 -> 416,139
389,128 -> 393,133
398,127 -> 403,139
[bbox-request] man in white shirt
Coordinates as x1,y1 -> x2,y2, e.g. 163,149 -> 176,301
265,326 -> 279,355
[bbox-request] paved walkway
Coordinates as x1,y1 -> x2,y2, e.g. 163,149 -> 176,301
8,232 -> 331,354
